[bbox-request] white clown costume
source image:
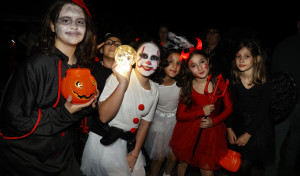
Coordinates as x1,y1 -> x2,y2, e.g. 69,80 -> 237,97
81,70 -> 159,176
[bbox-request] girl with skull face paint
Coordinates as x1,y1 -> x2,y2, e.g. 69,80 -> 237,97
80,40 -> 161,176
0,0 -> 98,175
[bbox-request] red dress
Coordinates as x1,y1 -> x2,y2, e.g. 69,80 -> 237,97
170,81 -> 233,170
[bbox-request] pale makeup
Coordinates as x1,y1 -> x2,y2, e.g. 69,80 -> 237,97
136,43 -> 160,77
52,4 -> 86,46
188,54 -> 209,79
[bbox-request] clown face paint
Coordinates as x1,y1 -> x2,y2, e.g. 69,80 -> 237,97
136,43 -> 160,77
188,54 -> 209,79
53,4 -> 86,47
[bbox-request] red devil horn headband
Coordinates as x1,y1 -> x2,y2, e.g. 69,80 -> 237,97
180,38 -> 203,61
195,38 -> 202,50
72,0 -> 92,17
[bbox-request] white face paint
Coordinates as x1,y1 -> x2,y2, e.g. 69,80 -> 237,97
136,43 -> 160,77
53,4 -> 86,47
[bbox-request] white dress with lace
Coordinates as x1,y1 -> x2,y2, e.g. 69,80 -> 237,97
144,82 -> 180,159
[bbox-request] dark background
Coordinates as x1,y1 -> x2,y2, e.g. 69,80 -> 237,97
2,0 -> 299,43
0,0 -> 299,86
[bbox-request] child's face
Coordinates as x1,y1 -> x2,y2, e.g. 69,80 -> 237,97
136,43 -> 160,77
165,53 -> 181,78
235,47 -> 254,72
102,37 -> 122,59
52,4 -> 86,47
188,54 -> 209,79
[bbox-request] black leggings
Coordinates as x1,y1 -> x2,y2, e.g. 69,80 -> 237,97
238,160 -> 253,176
221,159 -> 253,176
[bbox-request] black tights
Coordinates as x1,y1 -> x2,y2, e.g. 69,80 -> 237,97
222,159 -> 254,176
237,160 -> 253,176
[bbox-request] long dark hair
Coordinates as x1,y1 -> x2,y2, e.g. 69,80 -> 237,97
150,48 -> 181,85
36,0 -> 96,68
177,50 -> 214,106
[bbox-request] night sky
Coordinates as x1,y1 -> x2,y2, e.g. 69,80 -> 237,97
2,0 -> 299,47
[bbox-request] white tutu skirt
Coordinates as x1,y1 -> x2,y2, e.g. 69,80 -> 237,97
144,111 -> 176,160
81,132 -> 146,176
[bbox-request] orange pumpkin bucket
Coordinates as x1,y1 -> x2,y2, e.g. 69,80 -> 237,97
219,149 -> 242,172
61,68 -> 97,104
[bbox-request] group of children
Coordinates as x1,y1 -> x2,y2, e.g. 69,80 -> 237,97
0,0 -> 275,176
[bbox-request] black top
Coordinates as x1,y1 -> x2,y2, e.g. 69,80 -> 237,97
0,48 -> 95,175
92,61 -> 113,94
226,80 -> 273,161
89,61 -> 113,134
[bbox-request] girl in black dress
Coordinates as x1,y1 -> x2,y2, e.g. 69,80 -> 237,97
226,39 -> 273,176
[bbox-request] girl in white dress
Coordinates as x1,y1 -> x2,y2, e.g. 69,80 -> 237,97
80,40 -> 162,176
144,49 -> 182,176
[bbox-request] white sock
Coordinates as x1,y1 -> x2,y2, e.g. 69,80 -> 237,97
162,172 -> 170,176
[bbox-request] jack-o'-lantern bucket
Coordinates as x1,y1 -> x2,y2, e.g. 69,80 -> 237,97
219,149 -> 242,172
61,68 -> 97,104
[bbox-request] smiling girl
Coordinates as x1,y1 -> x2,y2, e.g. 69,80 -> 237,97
169,50 -> 233,176
81,40 -> 161,176
144,49 -> 182,176
0,0 -> 97,175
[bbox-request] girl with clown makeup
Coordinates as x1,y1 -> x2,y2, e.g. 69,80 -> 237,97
81,40 -> 161,176
0,0 -> 98,175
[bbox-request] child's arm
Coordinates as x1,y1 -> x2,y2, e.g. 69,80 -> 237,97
98,62 -> 132,123
127,119 -> 151,172
211,86 -> 233,126
176,101 -> 205,122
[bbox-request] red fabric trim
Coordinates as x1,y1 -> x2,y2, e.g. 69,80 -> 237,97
84,116 -> 89,130
53,60 -> 62,108
80,116 -> 89,134
0,62 -> 82,139
0,109 -> 42,139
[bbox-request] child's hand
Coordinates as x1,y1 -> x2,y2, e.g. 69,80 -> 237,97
64,95 -> 95,114
227,128 -> 237,144
126,153 -> 137,173
200,117 -> 212,128
203,104 -> 215,116
112,61 -> 132,87
96,42 -> 105,50
236,132 -> 251,146
91,89 -> 100,108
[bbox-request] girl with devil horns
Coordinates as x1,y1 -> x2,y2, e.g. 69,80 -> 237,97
169,42 -> 233,176
0,0 -> 98,175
